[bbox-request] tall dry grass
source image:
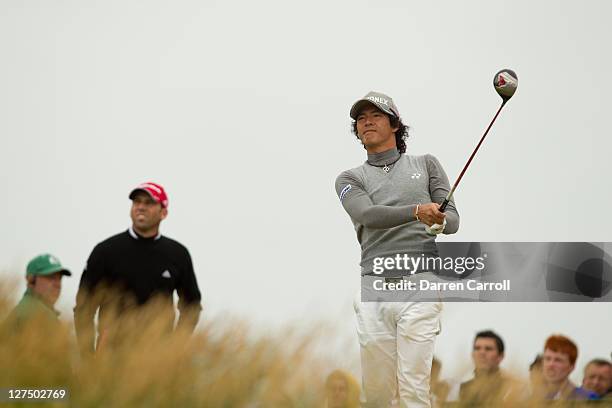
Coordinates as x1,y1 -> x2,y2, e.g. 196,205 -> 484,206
0,281 -> 333,407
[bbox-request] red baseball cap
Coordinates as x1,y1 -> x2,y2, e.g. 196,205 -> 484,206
129,182 -> 169,208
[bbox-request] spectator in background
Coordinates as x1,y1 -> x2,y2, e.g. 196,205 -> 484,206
528,354 -> 544,397
430,357 -> 450,407
5,253 -> 71,328
1,254 -> 73,388
534,334 -> 598,402
579,359 -> 612,399
324,370 -> 359,408
459,330 -> 519,406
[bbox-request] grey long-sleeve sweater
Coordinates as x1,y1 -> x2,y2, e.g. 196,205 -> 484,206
335,147 -> 459,275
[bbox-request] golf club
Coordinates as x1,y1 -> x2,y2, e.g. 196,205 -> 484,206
425,69 -> 517,235
439,69 -> 518,212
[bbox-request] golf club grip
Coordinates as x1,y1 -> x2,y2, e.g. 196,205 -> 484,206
439,199 -> 449,213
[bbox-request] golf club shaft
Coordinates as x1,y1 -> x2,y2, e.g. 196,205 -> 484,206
439,100 -> 507,213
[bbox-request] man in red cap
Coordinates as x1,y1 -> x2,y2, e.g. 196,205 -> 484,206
74,182 -> 202,356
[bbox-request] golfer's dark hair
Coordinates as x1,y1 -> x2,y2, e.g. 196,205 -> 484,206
351,114 -> 409,154
474,330 -> 505,354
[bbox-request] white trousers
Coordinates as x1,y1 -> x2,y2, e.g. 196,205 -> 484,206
354,293 -> 442,408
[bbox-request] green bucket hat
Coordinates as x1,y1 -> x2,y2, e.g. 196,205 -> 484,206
26,253 -> 72,277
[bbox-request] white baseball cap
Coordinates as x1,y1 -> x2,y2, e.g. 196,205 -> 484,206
350,91 -> 401,120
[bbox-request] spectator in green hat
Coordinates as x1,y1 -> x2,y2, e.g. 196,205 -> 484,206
5,253 -> 71,327
1,254 -> 73,389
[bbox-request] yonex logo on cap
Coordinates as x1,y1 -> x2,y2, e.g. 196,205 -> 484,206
367,96 -> 390,106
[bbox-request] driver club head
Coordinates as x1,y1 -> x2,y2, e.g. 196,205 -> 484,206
494,69 -> 518,101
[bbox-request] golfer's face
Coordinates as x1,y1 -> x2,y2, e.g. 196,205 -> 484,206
356,106 -> 398,149
130,192 -> 166,231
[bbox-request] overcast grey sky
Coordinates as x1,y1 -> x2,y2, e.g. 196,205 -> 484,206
1,0 -> 610,384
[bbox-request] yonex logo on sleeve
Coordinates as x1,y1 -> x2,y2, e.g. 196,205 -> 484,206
340,184 -> 352,201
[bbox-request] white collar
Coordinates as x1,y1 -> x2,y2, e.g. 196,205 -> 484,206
129,226 -> 161,240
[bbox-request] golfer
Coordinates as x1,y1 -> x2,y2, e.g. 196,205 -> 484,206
335,91 -> 459,407
74,182 -> 202,356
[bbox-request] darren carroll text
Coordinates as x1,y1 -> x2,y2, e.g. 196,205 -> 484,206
373,279 -> 511,291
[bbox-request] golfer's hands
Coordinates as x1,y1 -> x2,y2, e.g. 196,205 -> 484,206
415,203 -> 446,226
425,218 -> 447,235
